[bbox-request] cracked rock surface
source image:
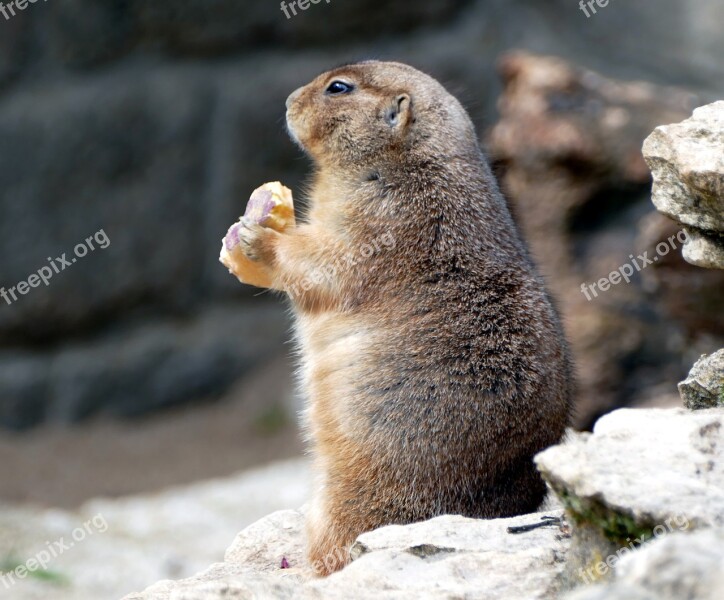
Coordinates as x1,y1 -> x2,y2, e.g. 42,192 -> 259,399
125,510 -> 570,600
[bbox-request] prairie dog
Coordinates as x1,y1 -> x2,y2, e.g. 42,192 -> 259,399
235,61 -> 573,575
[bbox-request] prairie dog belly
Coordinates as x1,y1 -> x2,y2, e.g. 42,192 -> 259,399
294,311 -> 376,442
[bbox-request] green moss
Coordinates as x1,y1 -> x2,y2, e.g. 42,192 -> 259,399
555,487 -> 655,546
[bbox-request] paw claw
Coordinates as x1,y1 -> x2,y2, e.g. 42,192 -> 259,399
227,218 -> 271,262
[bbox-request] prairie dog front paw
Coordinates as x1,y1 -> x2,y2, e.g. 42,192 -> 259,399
219,182 -> 295,289
235,218 -> 279,264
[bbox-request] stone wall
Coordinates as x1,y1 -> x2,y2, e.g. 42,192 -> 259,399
1,0 -> 723,428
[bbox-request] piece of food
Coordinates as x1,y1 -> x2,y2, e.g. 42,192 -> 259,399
242,181 -> 295,231
219,182 -> 295,288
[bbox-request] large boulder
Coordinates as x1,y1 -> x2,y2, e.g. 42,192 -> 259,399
0,305 -> 289,428
535,408 -> 724,587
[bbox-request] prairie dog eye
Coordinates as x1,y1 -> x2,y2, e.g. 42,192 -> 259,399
325,81 -> 354,95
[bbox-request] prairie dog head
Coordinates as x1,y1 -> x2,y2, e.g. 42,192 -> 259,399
285,61 -> 477,174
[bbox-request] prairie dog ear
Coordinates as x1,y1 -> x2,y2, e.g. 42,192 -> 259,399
385,94 -> 412,130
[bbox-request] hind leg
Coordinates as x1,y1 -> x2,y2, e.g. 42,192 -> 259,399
306,494 -> 356,576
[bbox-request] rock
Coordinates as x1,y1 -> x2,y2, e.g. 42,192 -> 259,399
328,513 -> 569,600
0,67 -> 212,340
563,528 -> 724,600
535,407 -> 724,587
115,407 -> 724,599
127,510 -> 571,599
680,228 -> 724,270
679,350 -> 724,409
0,56 -> 315,426
224,508 -> 306,572
643,101 -> 724,269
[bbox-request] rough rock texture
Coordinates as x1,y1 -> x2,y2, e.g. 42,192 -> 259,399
563,528 -> 724,600
0,458 -> 311,600
126,509 -> 570,600
679,350 -> 724,409
487,52 -> 724,429
643,101 -> 724,269
536,408 -> 724,588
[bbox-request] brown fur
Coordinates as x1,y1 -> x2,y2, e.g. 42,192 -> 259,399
237,61 -> 573,576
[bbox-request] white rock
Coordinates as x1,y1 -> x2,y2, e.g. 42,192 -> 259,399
643,101 -> 724,269
535,408 -> 724,532
315,513 -> 569,600
129,510 -> 570,599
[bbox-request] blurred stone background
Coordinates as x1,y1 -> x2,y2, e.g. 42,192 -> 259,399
0,0 -> 723,506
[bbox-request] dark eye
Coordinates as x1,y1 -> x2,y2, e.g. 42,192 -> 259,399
325,81 -> 354,95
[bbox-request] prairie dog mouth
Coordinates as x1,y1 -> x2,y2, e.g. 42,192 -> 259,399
285,112 -> 304,151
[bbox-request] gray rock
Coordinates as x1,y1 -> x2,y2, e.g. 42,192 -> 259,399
224,508 -> 307,572
563,528 -> 724,600
0,352 -> 49,429
679,349 -> 724,409
0,66 -> 213,339
535,408 -> 724,587
643,101 -> 724,269
323,513 -> 569,600
680,227 -> 724,271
